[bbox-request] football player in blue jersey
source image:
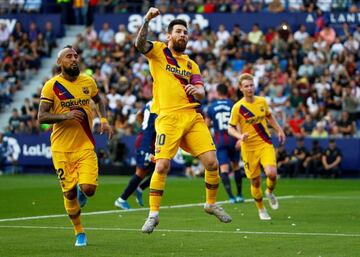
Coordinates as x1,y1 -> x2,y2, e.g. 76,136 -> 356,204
206,84 -> 244,203
114,101 -> 157,209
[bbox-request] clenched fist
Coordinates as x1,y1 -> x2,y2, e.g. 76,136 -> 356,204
144,7 -> 160,21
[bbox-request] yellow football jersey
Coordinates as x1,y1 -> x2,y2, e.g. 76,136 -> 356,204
229,96 -> 272,151
40,74 -> 99,152
144,41 -> 204,114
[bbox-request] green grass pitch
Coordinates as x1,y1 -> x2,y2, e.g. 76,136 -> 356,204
0,175 -> 359,257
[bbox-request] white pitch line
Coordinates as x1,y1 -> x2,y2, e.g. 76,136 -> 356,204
0,196 -> 294,223
0,225 -> 359,238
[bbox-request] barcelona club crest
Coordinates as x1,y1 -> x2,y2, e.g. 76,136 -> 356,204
187,61 -> 192,70
82,87 -> 89,94
260,106 -> 264,112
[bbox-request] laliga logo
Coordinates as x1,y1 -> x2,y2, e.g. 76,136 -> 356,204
23,143 -> 52,159
127,14 -> 209,34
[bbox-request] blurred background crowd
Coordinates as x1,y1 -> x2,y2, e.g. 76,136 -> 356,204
0,0 -> 359,175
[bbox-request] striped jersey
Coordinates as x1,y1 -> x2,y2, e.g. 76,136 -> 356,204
207,99 -> 236,147
229,96 -> 272,151
40,74 -> 99,152
144,41 -> 204,114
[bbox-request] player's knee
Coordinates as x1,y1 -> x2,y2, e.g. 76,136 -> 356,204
80,184 -> 97,197
265,167 -> 277,180
204,158 -> 219,171
64,189 -> 77,200
251,178 -> 261,188
155,160 -> 170,174
135,168 -> 148,178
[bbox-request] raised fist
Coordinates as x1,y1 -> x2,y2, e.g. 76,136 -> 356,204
144,7 -> 160,21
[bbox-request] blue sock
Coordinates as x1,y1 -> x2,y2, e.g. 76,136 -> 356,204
220,172 -> 234,199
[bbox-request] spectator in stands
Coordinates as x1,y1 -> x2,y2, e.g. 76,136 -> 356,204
0,21 -> 10,46
115,24 -> 128,46
268,0 -> 285,13
44,22 -> 57,56
28,22 -> 39,42
294,25 -> 309,45
322,139 -> 342,178
304,139 -> 323,178
107,86 -> 122,111
311,121 -> 329,138
337,111 -> 356,137
8,108 -> 22,133
292,137 -> 308,177
276,144 -> 296,177
248,23 -> 263,45
241,0 -> 257,12
319,24 -> 336,46
301,114 -> 316,136
354,24 -> 360,43
99,22 -> 114,46
12,21 -> 25,40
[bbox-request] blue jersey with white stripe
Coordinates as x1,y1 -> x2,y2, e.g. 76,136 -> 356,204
207,99 -> 236,146
135,101 -> 157,152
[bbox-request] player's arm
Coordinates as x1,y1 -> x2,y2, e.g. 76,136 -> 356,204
38,101 -> 84,124
184,84 -> 205,100
135,7 -> 160,54
136,109 -> 144,124
92,93 -> 113,139
228,124 -> 248,141
266,113 -> 286,145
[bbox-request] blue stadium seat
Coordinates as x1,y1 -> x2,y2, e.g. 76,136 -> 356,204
232,60 -> 245,72
280,59 -> 288,72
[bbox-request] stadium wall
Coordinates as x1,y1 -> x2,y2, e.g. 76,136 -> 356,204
94,12 -> 360,35
0,14 -> 64,37
4,134 -> 360,175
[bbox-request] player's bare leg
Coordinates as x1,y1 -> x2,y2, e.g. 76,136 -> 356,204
264,165 -> 279,210
199,151 -> 232,223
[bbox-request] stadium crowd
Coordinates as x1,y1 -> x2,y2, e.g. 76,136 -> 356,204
1,1 -> 359,25
0,1 -> 359,175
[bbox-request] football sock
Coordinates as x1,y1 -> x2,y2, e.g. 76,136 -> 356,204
64,196 -> 84,235
149,171 -> 166,212
121,174 -> 142,200
266,177 -> 276,193
220,172 -> 234,199
205,169 -> 219,205
233,169 -> 243,196
251,185 -> 264,210
139,175 -> 152,191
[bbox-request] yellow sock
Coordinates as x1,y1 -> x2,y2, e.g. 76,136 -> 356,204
149,171 -> 166,212
205,169 -> 219,205
266,177 -> 276,193
64,197 -> 84,235
251,185 -> 264,210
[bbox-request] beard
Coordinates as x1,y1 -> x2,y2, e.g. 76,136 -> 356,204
172,39 -> 187,53
63,65 -> 80,77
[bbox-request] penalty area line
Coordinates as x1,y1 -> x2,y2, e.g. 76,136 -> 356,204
0,224 -> 359,238
0,195 -> 294,223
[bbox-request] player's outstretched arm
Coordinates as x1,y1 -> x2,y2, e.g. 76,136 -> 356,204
135,7 -> 160,54
38,101 -> 84,124
266,113 -> 286,145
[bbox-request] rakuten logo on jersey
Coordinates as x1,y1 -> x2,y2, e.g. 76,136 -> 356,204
127,14 -> 209,33
22,144 -> 52,159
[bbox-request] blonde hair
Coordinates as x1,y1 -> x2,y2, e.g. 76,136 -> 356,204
238,73 -> 254,86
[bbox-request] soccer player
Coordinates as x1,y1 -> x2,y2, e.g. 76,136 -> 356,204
38,46 -> 113,246
114,100 -> 157,209
206,84 -> 244,203
136,7 -> 232,233
228,73 -> 286,220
